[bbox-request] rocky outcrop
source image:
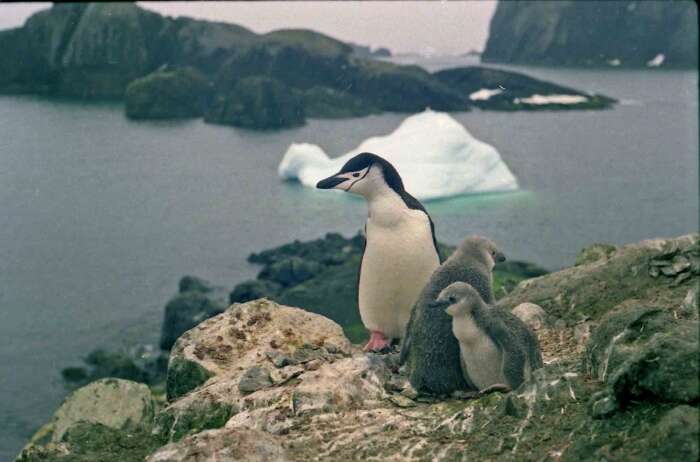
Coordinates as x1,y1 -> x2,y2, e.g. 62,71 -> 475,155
204,77 -> 306,130
160,282 -> 227,351
0,3 -> 616,129
147,427 -> 289,462
434,66 -> 615,110
125,67 -> 211,119
483,0 -> 698,68
17,379 -> 159,462
232,233 -> 548,342
497,234 -> 698,321
61,347 -> 167,389
301,86 -> 378,119
157,299 -> 354,441
19,235 -> 699,461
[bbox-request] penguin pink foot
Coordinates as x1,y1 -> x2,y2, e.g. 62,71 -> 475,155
363,330 -> 391,352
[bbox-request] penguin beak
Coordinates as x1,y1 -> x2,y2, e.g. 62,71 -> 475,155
495,251 -> 506,263
316,173 -> 348,190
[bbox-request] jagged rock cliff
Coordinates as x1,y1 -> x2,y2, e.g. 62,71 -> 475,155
18,234 -> 698,461
483,0 -> 698,68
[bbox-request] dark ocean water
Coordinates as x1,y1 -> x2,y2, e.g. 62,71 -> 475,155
0,59 -> 696,459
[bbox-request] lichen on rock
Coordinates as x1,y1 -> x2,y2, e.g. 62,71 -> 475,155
147,427 -> 290,462
16,378 -> 159,462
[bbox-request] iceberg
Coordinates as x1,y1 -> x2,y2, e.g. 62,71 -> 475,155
278,110 -> 519,201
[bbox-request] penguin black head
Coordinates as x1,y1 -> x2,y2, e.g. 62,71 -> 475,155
316,152 -> 404,197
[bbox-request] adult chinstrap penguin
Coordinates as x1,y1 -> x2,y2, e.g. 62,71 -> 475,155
316,152 -> 440,352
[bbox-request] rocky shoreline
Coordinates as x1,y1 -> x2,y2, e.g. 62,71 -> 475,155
19,233 -> 698,461
59,232 -> 547,393
0,3 -> 615,130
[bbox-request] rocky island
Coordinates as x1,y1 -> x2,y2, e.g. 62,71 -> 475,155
483,0 -> 698,68
0,3 -> 615,130
17,233 -> 698,461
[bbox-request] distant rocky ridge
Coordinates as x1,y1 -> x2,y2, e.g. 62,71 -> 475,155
19,234 -> 699,461
348,42 -> 392,59
483,0 -> 698,68
0,3 -> 615,130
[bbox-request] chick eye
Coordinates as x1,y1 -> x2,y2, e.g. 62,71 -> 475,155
448,296 -> 456,303
352,172 -> 360,178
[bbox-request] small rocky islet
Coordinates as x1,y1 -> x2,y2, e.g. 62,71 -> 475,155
0,3 -> 615,131
19,233 -> 699,461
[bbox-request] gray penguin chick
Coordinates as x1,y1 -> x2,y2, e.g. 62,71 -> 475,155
440,281 -> 543,391
400,236 -> 505,395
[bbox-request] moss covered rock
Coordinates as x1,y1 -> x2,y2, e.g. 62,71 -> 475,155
205,77 -> 305,130
17,422 -> 162,462
497,234 -> 698,323
166,357 -> 214,402
17,379 -> 158,461
302,86 -> 378,118
644,405 -> 699,461
177,275 -> 213,294
229,279 -> 282,304
278,255 -> 363,329
575,242 -> 618,266
154,399 -> 237,443
125,67 -> 211,119
160,292 -> 226,351
258,256 -> 323,288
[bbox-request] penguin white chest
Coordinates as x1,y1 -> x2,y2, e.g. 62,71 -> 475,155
359,207 -> 439,339
452,315 -> 505,390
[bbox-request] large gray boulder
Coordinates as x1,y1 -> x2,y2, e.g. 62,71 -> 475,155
16,378 -> 158,461
156,298 -> 355,441
41,378 -> 157,443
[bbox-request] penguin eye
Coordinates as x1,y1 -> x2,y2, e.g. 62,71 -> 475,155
448,295 -> 456,303
352,172 -> 360,178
